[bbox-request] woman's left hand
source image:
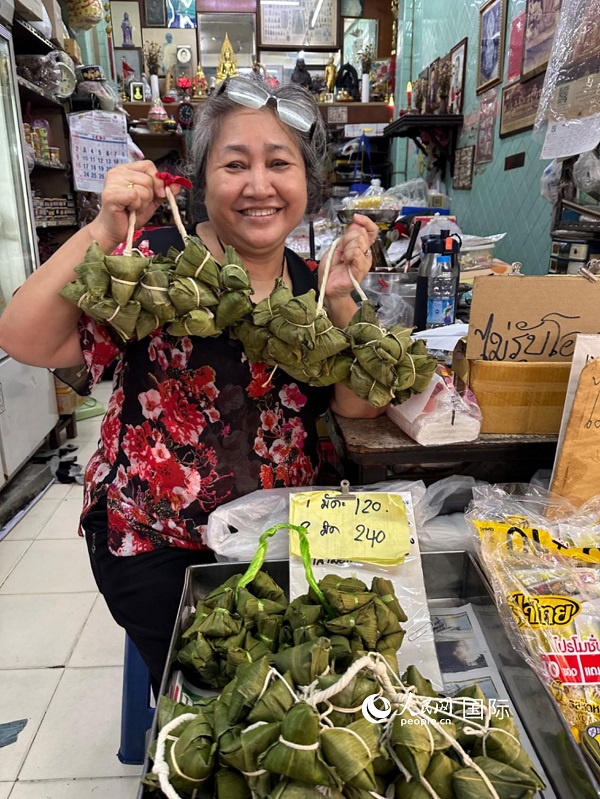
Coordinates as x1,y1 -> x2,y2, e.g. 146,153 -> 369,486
318,213 -> 380,299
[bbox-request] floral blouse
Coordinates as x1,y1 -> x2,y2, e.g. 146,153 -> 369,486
76,227 -> 330,556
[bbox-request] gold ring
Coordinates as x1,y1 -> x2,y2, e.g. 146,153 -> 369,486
365,247 -> 372,256
127,181 -> 134,189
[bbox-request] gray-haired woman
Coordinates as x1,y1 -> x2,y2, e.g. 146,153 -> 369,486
0,77 -> 381,691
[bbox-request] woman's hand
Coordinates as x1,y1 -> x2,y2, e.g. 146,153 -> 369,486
318,213 -> 379,299
87,160 -> 182,252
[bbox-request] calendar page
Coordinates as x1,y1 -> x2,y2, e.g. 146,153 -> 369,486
68,111 -> 129,193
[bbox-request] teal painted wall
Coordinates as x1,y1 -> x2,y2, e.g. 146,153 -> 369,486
394,0 -> 551,274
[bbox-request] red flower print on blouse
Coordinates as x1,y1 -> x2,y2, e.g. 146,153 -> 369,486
260,463 -> 275,489
279,383 -> 306,412
247,363 -> 275,399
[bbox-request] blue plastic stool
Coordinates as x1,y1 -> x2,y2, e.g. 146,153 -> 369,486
117,636 -> 155,765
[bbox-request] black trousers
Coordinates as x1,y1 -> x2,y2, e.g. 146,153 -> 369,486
84,526 -> 215,696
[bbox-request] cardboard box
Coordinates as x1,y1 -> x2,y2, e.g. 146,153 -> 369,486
15,0 -> 44,21
63,38 -> 82,65
40,0 -> 64,46
469,360 -> 571,434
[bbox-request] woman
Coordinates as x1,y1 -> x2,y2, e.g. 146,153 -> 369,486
0,78 -> 381,690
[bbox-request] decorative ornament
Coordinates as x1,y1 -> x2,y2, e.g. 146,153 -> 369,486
216,33 -> 238,82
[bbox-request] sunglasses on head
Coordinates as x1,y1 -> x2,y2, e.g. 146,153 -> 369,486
217,78 -> 316,140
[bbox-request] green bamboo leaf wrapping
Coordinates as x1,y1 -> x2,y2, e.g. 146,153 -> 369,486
260,703 -> 338,787
59,279 -> 88,305
88,299 -> 141,341
168,276 -> 220,314
279,290 -> 318,324
320,717 -> 380,790
227,657 -> 273,724
104,254 -> 148,305
167,309 -> 221,337
215,290 -> 253,328
247,669 -> 296,723
253,280 -> 294,326
195,607 -> 243,638
272,637 -> 330,685
167,710 -> 216,794
371,577 -> 408,622
175,236 -> 221,287
215,768 -> 252,799
134,268 -> 175,323
135,309 -> 160,340
424,752 -> 461,799
453,756 -> 540,799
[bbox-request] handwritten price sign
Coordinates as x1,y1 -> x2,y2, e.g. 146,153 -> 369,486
289,491 -> 410,565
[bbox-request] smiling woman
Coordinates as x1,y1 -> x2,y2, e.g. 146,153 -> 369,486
0,76 -> 382,693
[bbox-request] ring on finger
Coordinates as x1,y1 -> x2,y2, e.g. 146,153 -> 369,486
127,181 -> 134,189
364,247 -> 372,256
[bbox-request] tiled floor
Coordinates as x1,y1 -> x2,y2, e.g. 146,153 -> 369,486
0,381 -> 143,798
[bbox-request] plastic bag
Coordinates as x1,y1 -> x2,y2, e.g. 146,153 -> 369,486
383,177 -> 429,207
466,483 -> 600,746
67,0 -> 103,31
418,513 -> 474,552
204,479 -> 427,562
573,150 -> 600,200
540,159 -> 562,204
386,366 -> 482,446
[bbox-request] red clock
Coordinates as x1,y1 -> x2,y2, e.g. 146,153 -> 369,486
176,102 -> 195,129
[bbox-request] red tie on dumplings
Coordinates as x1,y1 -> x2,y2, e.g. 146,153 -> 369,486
155,172 -> 193,190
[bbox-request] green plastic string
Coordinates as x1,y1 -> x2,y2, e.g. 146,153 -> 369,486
236,523 -> 333,617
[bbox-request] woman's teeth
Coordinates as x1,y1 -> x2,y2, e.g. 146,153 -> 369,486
242,209 -> 278,217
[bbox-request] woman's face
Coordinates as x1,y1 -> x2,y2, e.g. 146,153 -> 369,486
204,108 -> 308,257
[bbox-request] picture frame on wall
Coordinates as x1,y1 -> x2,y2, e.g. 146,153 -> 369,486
521,0 -> 562,81
500,72 -> 544,137
449,38 -> 467,114
341,0 -> 362,16
197,13 -> 256,69
142,0 -> 166,28
452,145 -> 475,190
166,0 -> 196,29
427,58 -> 440,113
343,17 -> 378,74
258,0 -> 339,50
111,1 -> 143,48
114,47 -> 143,81
476,0 -> 506,94
475,92 -> 497,163
142,28 -> 197,75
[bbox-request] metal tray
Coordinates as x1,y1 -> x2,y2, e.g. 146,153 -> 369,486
137,552 -> 600,798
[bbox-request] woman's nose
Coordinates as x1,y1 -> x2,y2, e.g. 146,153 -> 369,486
242,166 -> 274,196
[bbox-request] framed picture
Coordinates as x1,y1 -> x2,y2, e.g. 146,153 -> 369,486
197,0 -> 255,10
111,1 -> 143,48
129,81 -> 145,101
343,17 -> 378,73
166,0 -> 196,28
507,11 -> 525,83
341,0 -> 362,17
142,28 -> 197,75
500,72 -> 544,137
521,0 -> 562,81
142,0 -> 166,27
452,145 -> 475,190
426,58 -> 439,113
114,47 -> 143,81
476,0 -> 506,94
258,0 -> 340,50
197,13 -> 256,69
475,93 -> 497,163
449,38 -> 467,114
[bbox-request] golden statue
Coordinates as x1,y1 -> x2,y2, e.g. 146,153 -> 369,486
324,56 -> 337,94
165,65 -> 174,94
216,33 -> 238,81
192,63 -> 208,99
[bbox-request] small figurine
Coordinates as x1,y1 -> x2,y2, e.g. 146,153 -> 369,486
216,34 -> 238,81
291,57 -> 312,90
192,63 -> 208,99
324,55 -> 337,94
121,12 -> 133,48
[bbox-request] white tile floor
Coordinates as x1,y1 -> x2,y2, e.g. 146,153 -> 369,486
0,381 -> 143,798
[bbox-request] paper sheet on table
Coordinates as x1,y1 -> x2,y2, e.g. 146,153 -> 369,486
289,491 -> 443,690
541,113 -> 600,160
551,334 -> 600,484
412,322 -> 469,352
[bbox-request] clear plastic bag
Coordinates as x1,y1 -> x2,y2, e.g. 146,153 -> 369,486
204,479 -> 427,562
466,483 -> 600,741
387,366 -> 482,446
534,0 -> 600,141
573,150 -> 600,199
540,159 -> 563,204
383,177 -> 429,207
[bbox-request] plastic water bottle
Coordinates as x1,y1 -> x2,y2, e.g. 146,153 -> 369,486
426,255 -> 457,329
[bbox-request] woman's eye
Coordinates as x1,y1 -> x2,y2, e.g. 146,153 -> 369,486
271,160 -> 289,168
225,162 -> 245,170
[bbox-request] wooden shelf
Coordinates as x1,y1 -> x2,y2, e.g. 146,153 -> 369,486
383,113 -> 464,174
129,129 -> 185,145
13,15 -> 58,55
17,76 -> 64,108
36,220 -> 77,229
32,161 -> 68,171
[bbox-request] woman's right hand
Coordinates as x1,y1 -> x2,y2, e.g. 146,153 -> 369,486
87,160 -> 175,252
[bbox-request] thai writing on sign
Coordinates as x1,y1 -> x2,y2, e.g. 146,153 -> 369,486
466,276 -> 600,362
289,490 -> 409,565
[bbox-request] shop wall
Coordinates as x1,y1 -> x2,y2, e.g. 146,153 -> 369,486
394,0 -> 551,274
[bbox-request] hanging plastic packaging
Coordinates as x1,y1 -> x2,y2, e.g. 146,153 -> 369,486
67,0 -> 103,32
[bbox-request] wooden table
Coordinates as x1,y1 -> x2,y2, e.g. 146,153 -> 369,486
327,413 -> 558,484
